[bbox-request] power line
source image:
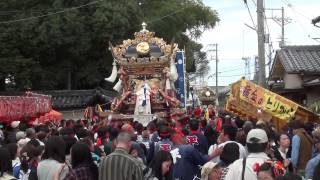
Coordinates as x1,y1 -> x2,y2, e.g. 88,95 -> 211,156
243,0 -> 256,28
219,72 -> 253,78
0,1 -> 187,28
219,64 -> 255,73
0,0 -> 102,24
146,7 -> 186,24
251,0 -> 257,7
281,0 -> 312,20
280,0 -> 319,44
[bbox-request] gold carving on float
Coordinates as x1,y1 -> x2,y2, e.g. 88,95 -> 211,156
109,22 -> 178,66
136,42 -> 150,55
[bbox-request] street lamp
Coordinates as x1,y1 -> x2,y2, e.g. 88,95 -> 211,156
190,87 -> 194,110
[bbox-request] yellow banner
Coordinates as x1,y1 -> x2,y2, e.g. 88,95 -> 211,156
239,79 -> 298,120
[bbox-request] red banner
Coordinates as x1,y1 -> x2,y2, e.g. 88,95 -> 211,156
0,92 -> 52,122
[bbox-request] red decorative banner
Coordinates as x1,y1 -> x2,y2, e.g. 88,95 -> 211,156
0,92 -> 52,122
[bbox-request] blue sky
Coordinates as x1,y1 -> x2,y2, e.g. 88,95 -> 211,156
199,0 -> 320,86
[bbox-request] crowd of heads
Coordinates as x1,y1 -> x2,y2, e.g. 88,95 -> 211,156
0,107 -> 319,180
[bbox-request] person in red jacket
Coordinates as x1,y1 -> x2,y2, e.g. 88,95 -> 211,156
194,106 -> 202,118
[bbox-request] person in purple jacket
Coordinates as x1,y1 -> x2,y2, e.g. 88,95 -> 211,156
170,132 -> 220,180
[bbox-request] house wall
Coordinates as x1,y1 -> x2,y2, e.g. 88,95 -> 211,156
306,86 -> 320,106
284,74 -> 303,89
60,109 -> 85,120
280,92 -> 306,106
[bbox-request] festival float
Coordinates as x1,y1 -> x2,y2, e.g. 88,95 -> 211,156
102,23 -> 186,125
198,86 -> 216,106
0,92 -> 61,124
225,78 -> 319,129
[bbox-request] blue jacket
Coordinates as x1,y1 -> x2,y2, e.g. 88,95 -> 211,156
147,138 -> 173,163
186,131 -> 209,155
305,154 -> 320,179
171,144 -> 210,180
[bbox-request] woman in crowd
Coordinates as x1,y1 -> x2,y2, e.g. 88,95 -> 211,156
59,142 -> 98,180
219,142 -> 239,180
37,136 -> 68,180
5,143 -> 20,169
130,142 -> 147,172
80,137 -> 101,165
145,150 -> 173,180
257,161 -> 285,180
13,144 -> 42,180
272,133 -> 292,172
0,147 -> 15,180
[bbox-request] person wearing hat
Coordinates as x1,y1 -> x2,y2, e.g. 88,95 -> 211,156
5,121 -> 20,143
225,128 -> 270,180
200,161 -> 222,180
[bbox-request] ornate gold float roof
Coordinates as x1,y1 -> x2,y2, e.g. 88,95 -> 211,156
110,22 -> 178,66
198,87 -> 216,102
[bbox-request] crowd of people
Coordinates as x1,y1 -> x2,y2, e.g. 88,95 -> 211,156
0,107 -> 320,180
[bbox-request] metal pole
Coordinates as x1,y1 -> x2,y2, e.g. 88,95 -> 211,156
257,0 -> 266,87
192,93 -> 194,109
215,44 -> 219,106
281,7 -> 285,47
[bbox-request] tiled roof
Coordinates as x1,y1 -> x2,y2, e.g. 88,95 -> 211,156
44,88 -> 118,110
277,45 -> 320,74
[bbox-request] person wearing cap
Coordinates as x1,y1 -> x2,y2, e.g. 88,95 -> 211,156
200,161 -> 222,180
225,128 -> 270,180
170,132 -> 220,180
5,121 -> 20,143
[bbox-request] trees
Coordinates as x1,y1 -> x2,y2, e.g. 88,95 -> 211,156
142,0 -> 218,72
0,0 -> 218,91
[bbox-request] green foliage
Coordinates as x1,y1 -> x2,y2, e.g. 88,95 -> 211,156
0,0 -> 218,90
142,0 -> 219,71
309,100 -> 320,115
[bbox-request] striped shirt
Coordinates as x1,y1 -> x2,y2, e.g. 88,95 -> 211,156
99,148 -> 143,180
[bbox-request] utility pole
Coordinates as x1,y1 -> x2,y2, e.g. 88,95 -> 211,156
242,57 -> 251,80
281,7 -> 285,47
254,56 -> 259,83
215,44 -> 219,106
268,43 -> 273,75
257,0 -> 266,87
266,7 -> 291,47
207,44 -> 219,106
